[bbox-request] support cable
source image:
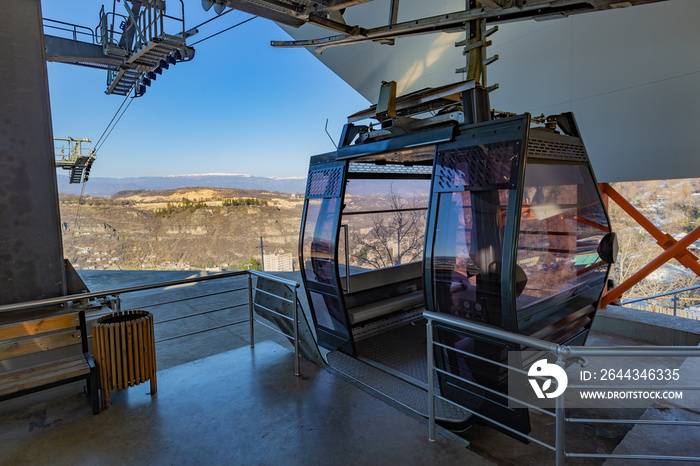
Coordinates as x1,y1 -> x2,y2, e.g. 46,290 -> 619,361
93,91 -> 131,150
189,8 -> 232,31
72,85 -> 136,238
95,95 -> 136,153
70,10 -> 252,238
190,16 -> 257,46
72,177 -> 88,240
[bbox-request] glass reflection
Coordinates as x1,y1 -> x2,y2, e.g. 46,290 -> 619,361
303,197 -> 339,284
516,163 -> 609,310
432,189 -> 510,326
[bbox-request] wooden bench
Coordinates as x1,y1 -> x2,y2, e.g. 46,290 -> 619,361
0,310 -> 99,414
343,262 -> 425,325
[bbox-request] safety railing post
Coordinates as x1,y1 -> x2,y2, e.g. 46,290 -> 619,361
673,294 -> 678,316
427,318 -> 436,442
555,351 -> 567,466
248,273 -> 254,349
293,285 -> 300,376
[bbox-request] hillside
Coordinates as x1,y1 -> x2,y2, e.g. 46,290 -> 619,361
57,173 -> 307,197
59,179 -> 700,307
60,187 -> 303,271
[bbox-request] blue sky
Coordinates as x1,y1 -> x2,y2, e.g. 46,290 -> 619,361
42,1 -> 369,179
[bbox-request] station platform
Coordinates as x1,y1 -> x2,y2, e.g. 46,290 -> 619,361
0,340 -> 491,465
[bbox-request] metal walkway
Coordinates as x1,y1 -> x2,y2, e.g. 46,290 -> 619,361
43,1 -> 194,97
327,320 -> 472,425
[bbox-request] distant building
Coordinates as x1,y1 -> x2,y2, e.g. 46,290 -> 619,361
264,253 -> 294,272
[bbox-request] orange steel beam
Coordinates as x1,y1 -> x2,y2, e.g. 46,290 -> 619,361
600,185 -> 609,211
573,215 -> 610,233
599,183 -> 700,307
600,224 -> 700,307
599,183 -> 700,276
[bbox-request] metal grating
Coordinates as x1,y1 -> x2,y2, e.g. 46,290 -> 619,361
348,162 -> 433,176
435,140 -> 520,191
327,350 -> 471,423
355,320 -> 429,383
527,137 -> 587,162
306,166 -> 343,198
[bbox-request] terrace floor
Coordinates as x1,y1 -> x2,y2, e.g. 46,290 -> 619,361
0,339 -> 491,465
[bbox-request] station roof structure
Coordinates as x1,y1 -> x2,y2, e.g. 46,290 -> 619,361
214,0 -> 693,184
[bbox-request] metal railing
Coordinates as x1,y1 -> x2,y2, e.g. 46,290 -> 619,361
0,270 -> 302,376
425,310 -> 700,464
97,0 -> 186,55
622,284 -> 700,319
248,271 -> 301,376
97,7 -> 129,51
43,18 -> 97,43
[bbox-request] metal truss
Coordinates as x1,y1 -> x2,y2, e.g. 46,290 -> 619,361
263,0 -> 668,52
599,183 -> 700,308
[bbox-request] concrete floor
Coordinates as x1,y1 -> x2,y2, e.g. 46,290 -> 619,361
0,341 -> 491,466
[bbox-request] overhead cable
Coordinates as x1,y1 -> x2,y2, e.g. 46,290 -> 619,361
94,91 -> 132,149
189,8 -> 233,31
95,95 -> 136,153
190,16 -> 257,46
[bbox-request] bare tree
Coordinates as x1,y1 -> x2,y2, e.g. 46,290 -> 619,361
609,215 -> 700,303
352,184 -> 426,268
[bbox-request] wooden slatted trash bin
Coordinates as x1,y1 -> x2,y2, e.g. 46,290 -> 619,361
92,310 -> 157,409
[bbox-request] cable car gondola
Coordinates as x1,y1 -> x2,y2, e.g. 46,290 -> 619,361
298,80 -> 617,437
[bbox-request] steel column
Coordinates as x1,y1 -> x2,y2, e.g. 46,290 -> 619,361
0,0 -> 67,306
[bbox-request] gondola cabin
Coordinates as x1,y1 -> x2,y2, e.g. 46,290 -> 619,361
298,81 -> 616,436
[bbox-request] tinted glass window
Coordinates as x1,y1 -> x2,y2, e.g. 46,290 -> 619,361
516,163 -> 609,310
432,189 -> 510,326
309,290 -> 348,334
342,178 -> 430,272
302,197 -> 339,284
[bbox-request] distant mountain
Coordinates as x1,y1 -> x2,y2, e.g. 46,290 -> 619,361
57,173 -> 307,197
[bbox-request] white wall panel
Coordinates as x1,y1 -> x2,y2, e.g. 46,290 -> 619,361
280,0 -> 700,182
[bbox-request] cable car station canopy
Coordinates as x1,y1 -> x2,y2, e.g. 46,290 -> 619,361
217,0 -> 665,36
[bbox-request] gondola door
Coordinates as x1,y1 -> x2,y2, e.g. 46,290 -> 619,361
299,162 -> 354,353
425,115 -> 532,439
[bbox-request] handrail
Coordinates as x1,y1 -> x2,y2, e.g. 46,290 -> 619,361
424,310 -> 700,464
622,284 -> 700,305
248,270 -> 301,376
98,10 -> 130,48
423,310 -> 560,353
0,269 -> 302,376
0,270 -> 249,314
43,18 -> 96,43
248,270 -> 300,288
424,310 -> 700,357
